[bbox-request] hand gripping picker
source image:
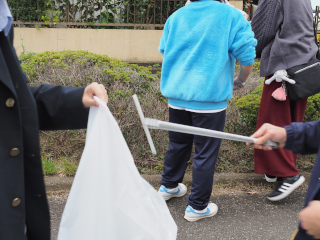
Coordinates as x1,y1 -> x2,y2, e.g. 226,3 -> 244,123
133,94 -> 278,155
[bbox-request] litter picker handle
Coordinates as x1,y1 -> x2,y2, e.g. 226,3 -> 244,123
145,118 -> 278,149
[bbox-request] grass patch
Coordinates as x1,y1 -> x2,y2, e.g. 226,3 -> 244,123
61,159 -> 79,176
42,154 -> 57,175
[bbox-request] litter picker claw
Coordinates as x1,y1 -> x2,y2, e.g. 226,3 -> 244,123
133,94 -> 278,155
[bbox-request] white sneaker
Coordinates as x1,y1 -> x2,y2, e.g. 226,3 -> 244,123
265,174 -> 277,183
184,202 -> 218,222
158,183 -> 187,201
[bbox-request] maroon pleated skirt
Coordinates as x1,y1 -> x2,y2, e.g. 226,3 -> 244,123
253,79 -> 308,177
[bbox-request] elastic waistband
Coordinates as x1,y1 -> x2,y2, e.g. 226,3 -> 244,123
168,98 -> 228,110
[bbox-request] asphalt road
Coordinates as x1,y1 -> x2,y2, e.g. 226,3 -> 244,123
47,173 -> 310,240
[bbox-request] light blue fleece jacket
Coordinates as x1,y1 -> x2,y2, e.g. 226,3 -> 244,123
159,0 -> 257,110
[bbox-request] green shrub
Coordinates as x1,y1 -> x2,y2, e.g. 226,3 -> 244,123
305,94 -> 320,121
253,62 -> 260,72
21,50 -> 168,168
235,85 -> 263,132
235,83 -> 320,133
23,52 -> 318,175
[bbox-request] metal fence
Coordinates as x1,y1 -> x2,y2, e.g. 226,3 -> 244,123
8,0 -> 186,28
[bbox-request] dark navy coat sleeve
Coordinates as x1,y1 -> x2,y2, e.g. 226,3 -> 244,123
284,120 -> 320,240
284,119 -> 320,155
30,84 -> 89,130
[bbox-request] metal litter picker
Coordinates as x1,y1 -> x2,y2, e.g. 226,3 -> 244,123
133,94 -> 278,155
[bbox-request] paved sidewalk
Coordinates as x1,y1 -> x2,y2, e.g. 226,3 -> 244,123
47,172 -> 311,240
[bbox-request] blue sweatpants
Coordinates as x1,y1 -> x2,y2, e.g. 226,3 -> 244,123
160,107 -> 226,210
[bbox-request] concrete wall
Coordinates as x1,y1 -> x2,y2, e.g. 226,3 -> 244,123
14,28 -> 164,63
229,0 -> 244,11
13,0 -> 243,63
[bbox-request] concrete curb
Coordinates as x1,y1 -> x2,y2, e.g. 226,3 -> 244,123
45,172 -> 312,192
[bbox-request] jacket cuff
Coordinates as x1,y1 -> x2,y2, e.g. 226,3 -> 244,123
284,125 -> 295,150
240,59 -> 254,66
75,86 -> 87,109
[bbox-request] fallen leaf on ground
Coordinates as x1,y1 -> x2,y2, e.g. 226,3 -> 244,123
247,191 -> 257,195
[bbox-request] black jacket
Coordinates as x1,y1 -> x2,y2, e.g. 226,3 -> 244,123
0,26 -> 89,240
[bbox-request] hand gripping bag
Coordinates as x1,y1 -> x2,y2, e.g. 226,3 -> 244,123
58,97 -> 177,240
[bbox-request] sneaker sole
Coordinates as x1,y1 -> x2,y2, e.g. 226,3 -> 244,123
184,208 -> 218,222
267,176 -> 305,201
163,191 -> 187,201
265,175 -> 277,183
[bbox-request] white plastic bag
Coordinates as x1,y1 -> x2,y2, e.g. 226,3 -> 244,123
58,97 -> 177,240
